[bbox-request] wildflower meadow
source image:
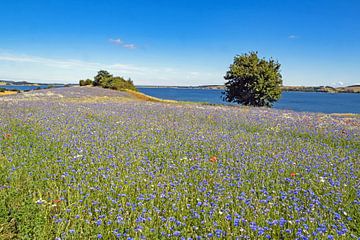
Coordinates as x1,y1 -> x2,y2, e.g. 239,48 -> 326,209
0,87 -> 359,239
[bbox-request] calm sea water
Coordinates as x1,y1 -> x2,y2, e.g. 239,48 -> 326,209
138,88 -> 360,114
0,85 -> 50,91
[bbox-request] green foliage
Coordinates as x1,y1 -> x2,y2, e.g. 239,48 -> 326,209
79,79 -> 93,86
93,70 -> 112,86
79,80 -> 85,86
84,79 -> 93,86
223,51 -> 282,107
89,70 -> 137,91
107,77 -> 137,91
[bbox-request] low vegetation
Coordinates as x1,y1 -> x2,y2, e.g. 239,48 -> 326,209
0,87 -> 359,239
79,70 -> 137,91
0,88 -> 18,96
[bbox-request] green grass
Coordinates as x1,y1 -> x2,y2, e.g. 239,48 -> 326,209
0,89 -> 359,239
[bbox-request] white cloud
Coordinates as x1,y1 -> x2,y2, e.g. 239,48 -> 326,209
0,52 -> 221,85
331,81 -> 345,87
0,53 -> 142,71
109,38 -> 123,45
109,37 -> 136,49
0,53 -> 105,70
288,35 -> 299,39
123,44 -> 136,49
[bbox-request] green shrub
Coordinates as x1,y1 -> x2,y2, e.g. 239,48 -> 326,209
79,79 -> 94,86
84,70 -> 137,91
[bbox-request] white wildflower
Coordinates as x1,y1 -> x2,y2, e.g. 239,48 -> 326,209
36,199 -> 46,205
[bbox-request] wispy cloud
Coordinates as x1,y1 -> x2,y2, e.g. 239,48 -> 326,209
123,44 -> 136,49
331,81 -> 345,87
109,38 -> 123,45
109,37 -> 136,49
0,53 -> 141,73
288,35 -> 299,40
0,52 -> 219,85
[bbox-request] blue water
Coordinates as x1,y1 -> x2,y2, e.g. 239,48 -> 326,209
138,88 -> 360,114
1,85 -> 66,91
0,85 -> 51,91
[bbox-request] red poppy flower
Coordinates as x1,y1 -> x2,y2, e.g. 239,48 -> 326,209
209,156 -> 217,163
52,199 -> 61,204
3,133 -> 11,139
290,172 -> 296,177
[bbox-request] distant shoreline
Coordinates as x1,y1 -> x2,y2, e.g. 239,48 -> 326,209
137,85 -> 360,93
0,80 -> 72,87
2,79 -> 359,93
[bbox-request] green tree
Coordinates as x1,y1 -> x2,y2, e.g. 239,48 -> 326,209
107,77 -> 138,91
223,52 -> 282,107
84,79 -> 93,86
93,70 -> 112,86
80,70 -> 137,91
79,79 -> 93,86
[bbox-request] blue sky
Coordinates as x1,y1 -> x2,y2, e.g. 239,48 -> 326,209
0,0 -> 359,86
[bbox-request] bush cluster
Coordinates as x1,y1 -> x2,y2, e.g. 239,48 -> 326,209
79,70 -> 137,91
79,79 -> 93,86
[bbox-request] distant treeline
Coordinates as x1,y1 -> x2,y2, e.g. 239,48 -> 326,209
282,85 -> 360,93
195,85 -> 360,93
0,80 -> 33,85
79,70 -> 137,91
0,80 -> 66,86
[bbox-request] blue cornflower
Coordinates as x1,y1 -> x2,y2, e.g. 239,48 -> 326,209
279,218 -> 286,227
250,222 -> 258,231
234,218 -> 240,227
258,227 -> 265,235
215,229 -> 223,238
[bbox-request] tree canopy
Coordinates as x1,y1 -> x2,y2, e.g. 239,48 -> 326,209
223,52 -> 282,107
79,79 -> 93,86
93,70 -> 113,87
